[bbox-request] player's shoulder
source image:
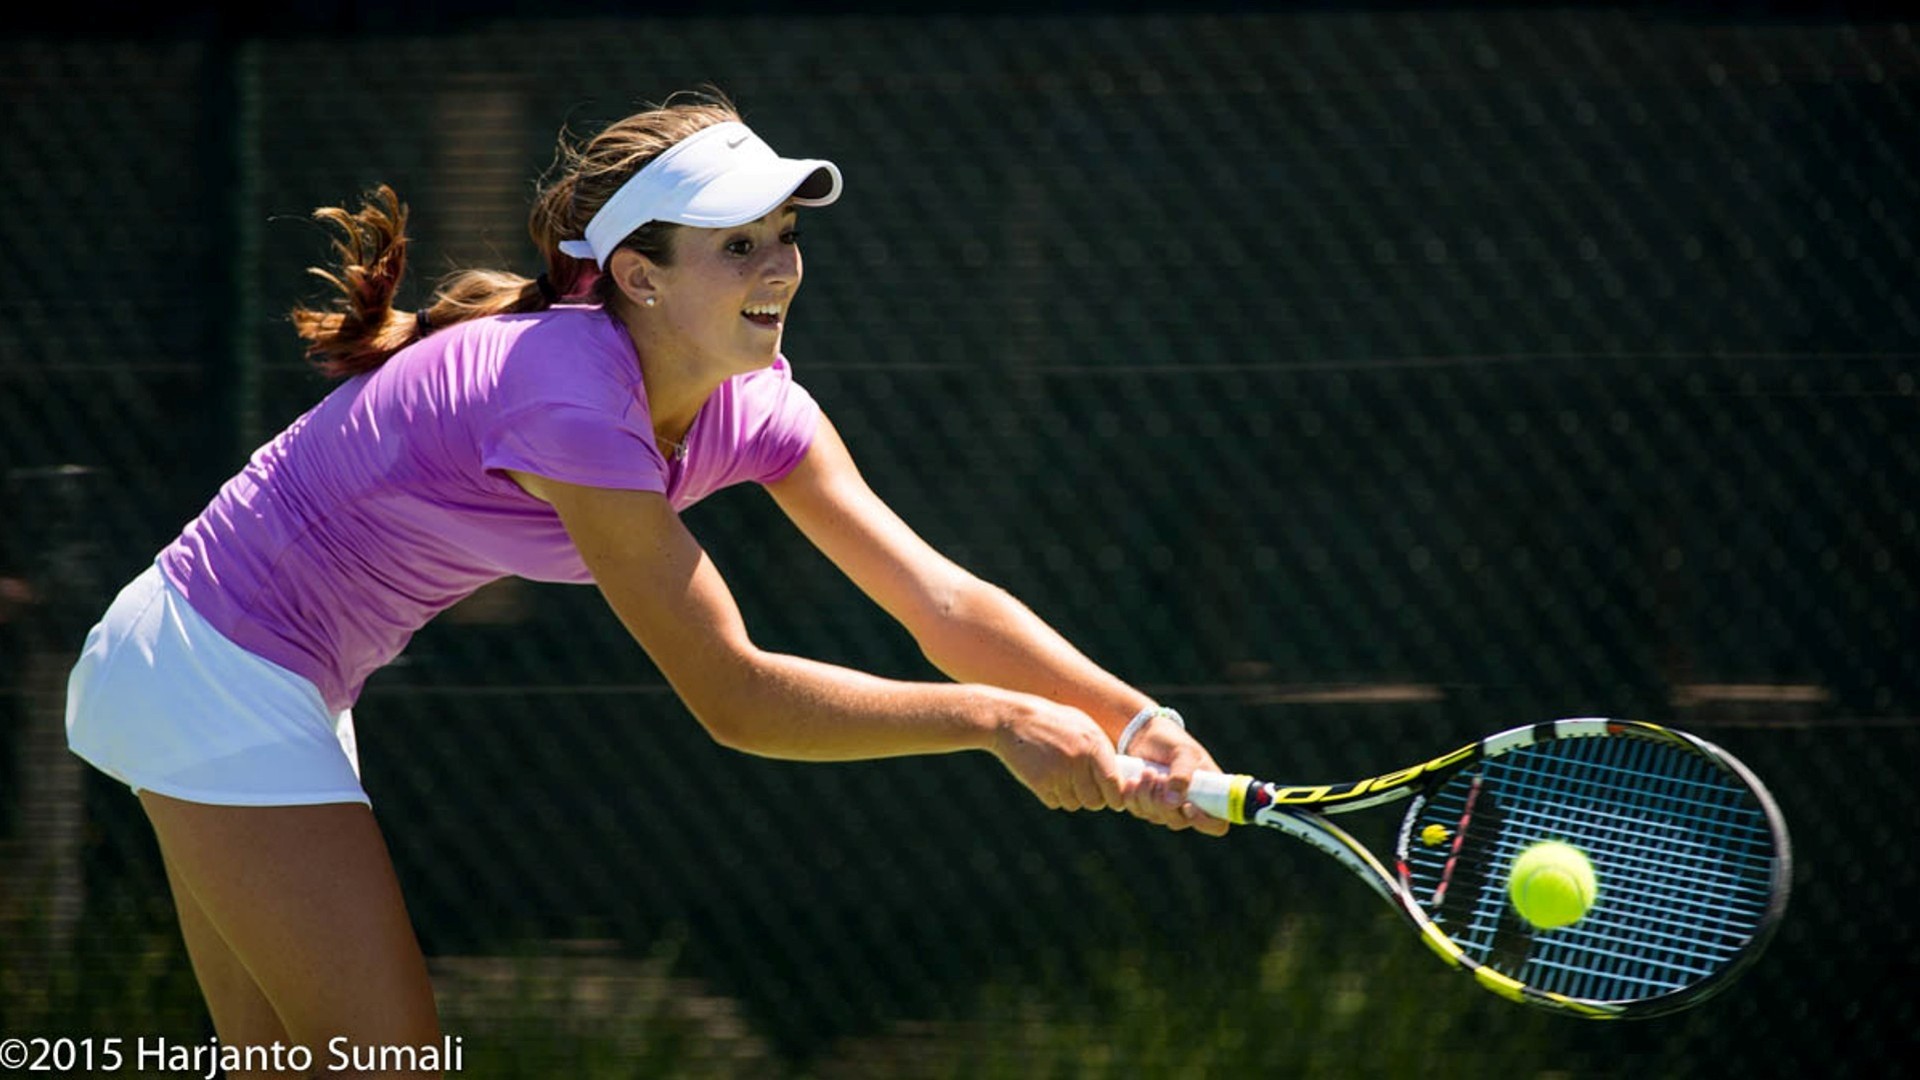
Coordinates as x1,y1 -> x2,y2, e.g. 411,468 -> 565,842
490,306 -> 638,408
490,303 -> 623,355
720,355 -> 809,417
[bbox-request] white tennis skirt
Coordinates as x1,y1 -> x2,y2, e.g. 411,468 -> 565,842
65,562 -> 368,807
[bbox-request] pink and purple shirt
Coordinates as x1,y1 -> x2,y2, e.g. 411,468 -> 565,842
158,305 -> 819,713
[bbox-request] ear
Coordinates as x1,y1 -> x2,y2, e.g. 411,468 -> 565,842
606,248 -> 662,308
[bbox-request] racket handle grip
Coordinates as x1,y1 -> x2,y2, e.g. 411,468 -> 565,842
1115,755 -> 1249,824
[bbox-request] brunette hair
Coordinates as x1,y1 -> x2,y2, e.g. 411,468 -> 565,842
291,91 -> 741,378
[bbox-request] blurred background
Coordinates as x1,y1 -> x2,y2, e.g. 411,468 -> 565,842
2,1 -> 1914,1076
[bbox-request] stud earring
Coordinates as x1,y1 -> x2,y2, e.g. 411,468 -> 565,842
644,296 -> 658,307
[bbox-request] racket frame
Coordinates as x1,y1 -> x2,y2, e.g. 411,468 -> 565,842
1127,718 -> 1791,1019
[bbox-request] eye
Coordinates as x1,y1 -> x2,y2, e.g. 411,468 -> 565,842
725,237 -> 755,257
780,228 -> 801,246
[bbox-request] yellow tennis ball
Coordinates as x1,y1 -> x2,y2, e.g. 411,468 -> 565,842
1507,840 -> 1598,929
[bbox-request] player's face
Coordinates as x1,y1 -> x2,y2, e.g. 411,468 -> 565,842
651,204 -> 803,375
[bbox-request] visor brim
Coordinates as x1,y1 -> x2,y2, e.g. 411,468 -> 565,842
668,160 -> 843,228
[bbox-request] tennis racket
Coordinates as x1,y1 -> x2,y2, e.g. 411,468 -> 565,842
1119,717 -> 1791,1019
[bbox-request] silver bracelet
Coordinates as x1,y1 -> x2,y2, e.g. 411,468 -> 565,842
1117,704 -> 1185,756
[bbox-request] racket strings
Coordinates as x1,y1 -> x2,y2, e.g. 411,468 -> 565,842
1484,748 -> 1768,993
1401,736 -> 1781,1004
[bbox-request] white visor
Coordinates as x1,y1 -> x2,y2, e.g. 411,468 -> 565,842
557,121 -> 842,267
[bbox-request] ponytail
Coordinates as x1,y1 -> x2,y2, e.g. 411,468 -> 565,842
290,185 -> 557,379
291,93 -> 741,379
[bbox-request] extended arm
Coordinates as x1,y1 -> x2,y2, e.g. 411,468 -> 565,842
766,418 -> 1148,737
765,415 -> 1227,835
509,468 -> 1123,813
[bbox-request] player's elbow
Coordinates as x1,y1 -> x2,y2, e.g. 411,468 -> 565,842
672,648 -> 779,756
911,571 -> 1011,658
695,709 -> 759,754
676,689 -> 750,755
915,569 -> 1002,633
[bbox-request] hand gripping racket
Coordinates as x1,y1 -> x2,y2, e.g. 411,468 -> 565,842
1119,718 -> 1791,1018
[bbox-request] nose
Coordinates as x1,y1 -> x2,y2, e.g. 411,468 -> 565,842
761,240 -> 800,286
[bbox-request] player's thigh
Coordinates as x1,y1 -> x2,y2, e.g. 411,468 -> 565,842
140,792 -> 440,1051
156,846 -> 293,1056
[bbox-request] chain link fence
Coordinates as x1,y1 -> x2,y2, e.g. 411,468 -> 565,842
4,4 -> 1916,1077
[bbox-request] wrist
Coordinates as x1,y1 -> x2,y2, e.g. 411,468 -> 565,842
975,686 -> 1039,758
1116,704 -> 1185,756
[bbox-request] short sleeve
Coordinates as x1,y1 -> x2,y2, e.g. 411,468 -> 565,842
479,403 -> 669,493
741,360 -> 821,485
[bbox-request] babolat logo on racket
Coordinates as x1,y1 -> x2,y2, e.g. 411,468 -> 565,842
1253,744 -> 1478,809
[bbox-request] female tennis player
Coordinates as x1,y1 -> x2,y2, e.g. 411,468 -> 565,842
64,91 -> 1224,1075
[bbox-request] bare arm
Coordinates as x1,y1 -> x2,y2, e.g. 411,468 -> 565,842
507,468 -> 1122,812
765,416 -> 1149,738
765,415 -> 1228,835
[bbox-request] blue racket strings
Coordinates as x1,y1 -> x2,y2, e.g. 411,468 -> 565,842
1402,736 -> 1779,1003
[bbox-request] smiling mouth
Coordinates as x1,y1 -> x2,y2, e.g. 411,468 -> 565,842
742,302 -> 783,329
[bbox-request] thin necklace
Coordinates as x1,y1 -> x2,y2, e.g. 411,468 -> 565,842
658,433 -> 688,461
